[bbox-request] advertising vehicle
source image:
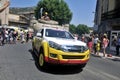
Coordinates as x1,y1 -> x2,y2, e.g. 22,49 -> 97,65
32,27 -> 90,69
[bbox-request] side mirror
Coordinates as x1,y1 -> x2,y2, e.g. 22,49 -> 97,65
36,33 -> 42,37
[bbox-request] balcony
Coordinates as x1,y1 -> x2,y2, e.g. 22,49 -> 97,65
101,8 -> 120,21
9,19 -> 28,24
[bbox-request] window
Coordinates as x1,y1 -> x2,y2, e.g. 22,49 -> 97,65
45,29 -> 74,39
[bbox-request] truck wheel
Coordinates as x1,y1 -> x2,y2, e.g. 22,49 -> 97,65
32,42 -> 35,53
79,63 -> 86,69
32,47 -> 35,54
39,53 -> 46,67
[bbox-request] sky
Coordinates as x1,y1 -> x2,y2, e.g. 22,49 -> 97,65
10,0 -> 97,27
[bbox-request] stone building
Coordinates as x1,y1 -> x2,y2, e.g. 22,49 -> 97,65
0,0 -> 9,26
94,0 -> 120,33
18,11 -> 35,28
8,14 -> 29,27
0,0 -> 34,28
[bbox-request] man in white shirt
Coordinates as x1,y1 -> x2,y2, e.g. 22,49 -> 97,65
93,34 -> 99,54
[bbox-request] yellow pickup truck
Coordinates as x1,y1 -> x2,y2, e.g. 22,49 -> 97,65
32,27 -> 90,69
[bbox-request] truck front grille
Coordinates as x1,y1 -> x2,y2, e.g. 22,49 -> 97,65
62,55 -> 85,59
63,45 -> 86,53
67,49 -> 81,52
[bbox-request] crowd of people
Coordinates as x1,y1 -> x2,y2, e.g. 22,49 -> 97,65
80,33 -> 110,57
1,26 -> 120,56
0,27 -> 33,46
80,32 -> 120,57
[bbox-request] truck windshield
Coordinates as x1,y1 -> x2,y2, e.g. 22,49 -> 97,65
45,29 -> 74,39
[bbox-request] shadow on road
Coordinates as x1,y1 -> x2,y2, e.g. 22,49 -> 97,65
91,54 -> 102,58
28,49 -> 83,75
111,58 -> 120,62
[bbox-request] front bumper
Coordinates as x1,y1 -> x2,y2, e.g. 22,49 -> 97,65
45,47 -> 90,65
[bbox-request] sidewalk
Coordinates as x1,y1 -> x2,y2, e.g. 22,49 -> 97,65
91,48 -> 120,61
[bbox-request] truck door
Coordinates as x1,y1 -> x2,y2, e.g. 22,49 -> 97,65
36,29 -> 44,52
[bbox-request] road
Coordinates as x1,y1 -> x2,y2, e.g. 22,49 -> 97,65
0,42 -> 120,80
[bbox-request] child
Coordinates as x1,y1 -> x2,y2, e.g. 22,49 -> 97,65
96,40 -> 101,56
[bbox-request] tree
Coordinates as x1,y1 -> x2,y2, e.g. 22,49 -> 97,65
76,24 -> 90,36
34,0 -> 72,25
69,24 -> 76,34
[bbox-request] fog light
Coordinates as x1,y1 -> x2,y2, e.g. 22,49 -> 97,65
87,54 -> 90,58
50,53 -> 57,58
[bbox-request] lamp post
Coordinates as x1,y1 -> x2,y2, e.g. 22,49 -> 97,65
40,8 -> 43,18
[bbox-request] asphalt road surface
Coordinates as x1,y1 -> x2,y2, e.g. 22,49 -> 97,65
0,42 -> 120,80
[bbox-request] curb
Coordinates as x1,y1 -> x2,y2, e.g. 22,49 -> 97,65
91,52 -> 120,61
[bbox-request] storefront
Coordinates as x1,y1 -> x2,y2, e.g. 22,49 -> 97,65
110,31 -> 120,51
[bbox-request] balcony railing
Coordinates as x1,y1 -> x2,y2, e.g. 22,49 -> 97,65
101,8 -> 120,21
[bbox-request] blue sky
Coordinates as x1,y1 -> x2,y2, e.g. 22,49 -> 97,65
10,0 -> 96,27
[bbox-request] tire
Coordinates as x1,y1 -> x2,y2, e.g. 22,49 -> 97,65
79,63 -> 87,69
39,53 -> 47,68
75,63 -> 87,69
32,42 -> 35,53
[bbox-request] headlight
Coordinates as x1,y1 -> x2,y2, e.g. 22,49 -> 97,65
83,46 -> 89,51
79,46 -> 89,52
49,41 -> 68,51
49,41 -> 61,50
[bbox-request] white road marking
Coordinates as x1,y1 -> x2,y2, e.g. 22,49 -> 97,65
84,66 -> 120,80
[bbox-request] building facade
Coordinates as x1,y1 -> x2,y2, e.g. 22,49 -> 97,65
18,11 -> 35,28
94,0 -> 120,50
94,0 -> 120,33
0,0 -> 34,28
0,0 -> 9,26
8,14 -> 29,27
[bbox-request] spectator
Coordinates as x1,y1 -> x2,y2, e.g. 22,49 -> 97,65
93,34 -> 99,54
1,27 -> 5,45
102,33 -> 109,57
87,36 -> 93,53
26,32 -> 29,42
116,34 -> 120,56
21,31 -> 25,43
96,40 -> 101,56
81,34 -> 85,42
9,30 -> 14,44
0,31 -> 3,45
5,28 -> 9,43
13,30 -> 17,43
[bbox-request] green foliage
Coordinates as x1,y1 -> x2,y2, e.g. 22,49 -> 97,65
35,0 -> 72,25
69,24 -> 76,34
76,24 -> 90,36
69,24 -> 90,36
